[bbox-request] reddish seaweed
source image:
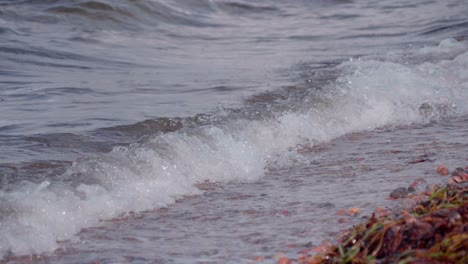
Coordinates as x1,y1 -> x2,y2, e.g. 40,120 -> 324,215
297,185 -> 468,263
293,166 -> 468,264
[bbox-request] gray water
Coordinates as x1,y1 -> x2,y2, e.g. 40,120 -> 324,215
1,0 -> 468,262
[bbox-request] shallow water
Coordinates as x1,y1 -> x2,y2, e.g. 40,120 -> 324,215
1,0 -> 468,262
5,117 -> 468,263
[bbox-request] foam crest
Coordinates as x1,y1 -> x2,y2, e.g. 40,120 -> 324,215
1,39 -> 468,258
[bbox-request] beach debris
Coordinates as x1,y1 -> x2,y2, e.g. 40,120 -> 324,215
437,165 -> 450,176
295,183 -> 468,264
268,166 -> 468,264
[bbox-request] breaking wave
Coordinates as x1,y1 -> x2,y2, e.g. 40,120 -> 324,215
1,39 -> 467,257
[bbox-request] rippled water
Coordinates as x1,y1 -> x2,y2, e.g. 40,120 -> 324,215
1,0 -> 468,262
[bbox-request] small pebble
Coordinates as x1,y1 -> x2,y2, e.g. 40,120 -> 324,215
408,178 -> 428,193
390,187 -> 408,199
437,165 -> 450,176
452,167 -> 465,176
462,174 -> 468,181
278,257 -> 292,264
452,176 -> 463,183
303,241 -> 314,248
449,211 -> 462,224
338,218 -> 349,223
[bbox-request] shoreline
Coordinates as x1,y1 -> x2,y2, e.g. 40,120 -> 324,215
275,165 -> 468,264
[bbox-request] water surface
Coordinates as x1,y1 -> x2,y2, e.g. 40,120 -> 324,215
1,0 -> 468,262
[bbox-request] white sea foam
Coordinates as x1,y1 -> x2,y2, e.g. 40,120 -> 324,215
1,39 -> 468,257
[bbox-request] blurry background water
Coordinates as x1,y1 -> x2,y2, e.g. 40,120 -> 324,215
1,0 -> 468,262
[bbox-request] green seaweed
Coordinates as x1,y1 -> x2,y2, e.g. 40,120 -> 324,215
299,184 -> 468,264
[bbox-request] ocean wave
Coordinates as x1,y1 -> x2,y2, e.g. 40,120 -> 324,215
419,20 -> 468,37
0,0 -> 364,32
0,39 -> 467,258
2,0 -> 220,29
